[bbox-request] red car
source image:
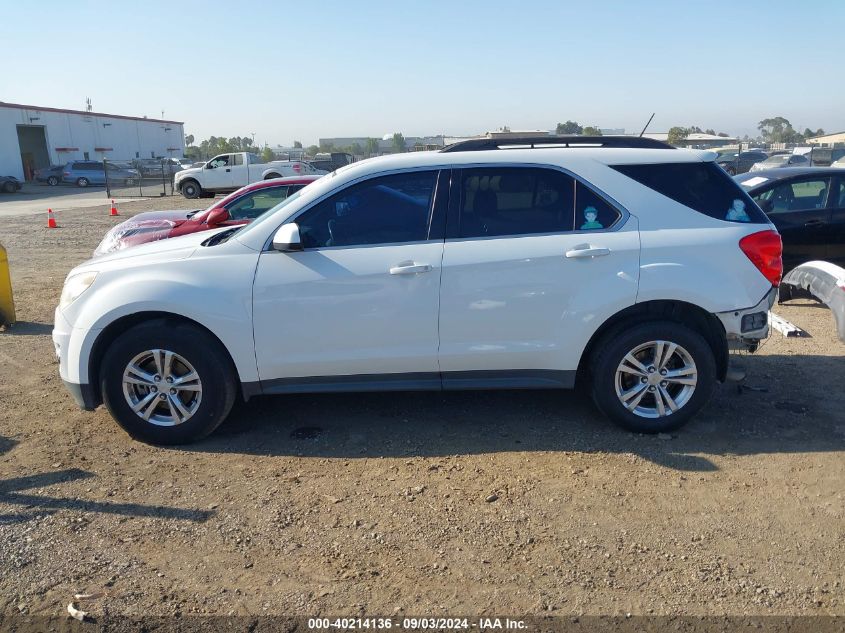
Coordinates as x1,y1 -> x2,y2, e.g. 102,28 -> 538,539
94,175 -> 321,256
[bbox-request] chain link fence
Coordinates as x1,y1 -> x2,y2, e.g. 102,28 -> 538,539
103,158 -> 182,198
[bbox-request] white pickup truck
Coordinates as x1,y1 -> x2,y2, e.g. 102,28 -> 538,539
174,152 -> 326,198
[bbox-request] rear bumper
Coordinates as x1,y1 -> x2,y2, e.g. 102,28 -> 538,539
715,286 -> 777,349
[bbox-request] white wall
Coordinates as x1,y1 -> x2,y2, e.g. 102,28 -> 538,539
0,106 -> 185,180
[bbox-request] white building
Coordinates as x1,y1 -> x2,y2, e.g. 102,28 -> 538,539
806,131 -> 845,146
0,101 -> 185,181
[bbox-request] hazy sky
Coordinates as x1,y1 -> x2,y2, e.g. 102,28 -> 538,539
3,0 -> 843,145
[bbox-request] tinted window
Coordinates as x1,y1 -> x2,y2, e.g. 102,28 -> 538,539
227,187 -> 289,220
297,171 -> 437,248
611,162 -> 768,223
754,178 -> 830,214
458,167 -> 575,238
233,154 -> 244,166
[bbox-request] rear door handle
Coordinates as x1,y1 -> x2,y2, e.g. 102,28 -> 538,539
804,219 -> 825,227
225,168 -> 231,172
565,246 -> 610,259
390,261 -> 432,275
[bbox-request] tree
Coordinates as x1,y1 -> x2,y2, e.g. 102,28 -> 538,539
293,140 -> 303,148
365,137 -> 380,157
758,117 -> 804,144
803,128 -> 824,139
307,144 -> 319,157
667,126 -> 689,145
704,129 -> 716,136
261,146 -> 275,162
351,142 -> 363,156
185,134 -> 195,146
556,121 -> 582,135
392,133 -> 406,153
582,126 -> 602,136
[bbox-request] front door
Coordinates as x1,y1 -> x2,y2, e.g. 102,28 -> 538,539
752,176 -> 832,270
827,176 -> 845,267
438,166 -> 640,386
252,169 -> 446,389
203,154 -> 234,189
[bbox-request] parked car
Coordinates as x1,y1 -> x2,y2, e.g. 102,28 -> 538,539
34,165 -> 65,186
62,161 -> 140,187
134,157 -> 187,177
832,156 -> 845,169
54,136 -> 781,444
0,176 -> 22,193
749,154 -> 810,172
173,152 -> 326,198
735,167 -> 845,272
715,150 -> 768,175
308,152 -> 354,173
806,147 -> 845,167
93,175 -> 321,256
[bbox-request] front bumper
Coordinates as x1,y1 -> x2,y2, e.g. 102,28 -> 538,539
715,286 -> 778,350
53,306 -> 101,410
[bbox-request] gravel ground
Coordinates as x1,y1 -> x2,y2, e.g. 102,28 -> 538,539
0,196 -> 843,620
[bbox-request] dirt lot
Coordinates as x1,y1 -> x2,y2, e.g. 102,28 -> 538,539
0,196 -> 843,620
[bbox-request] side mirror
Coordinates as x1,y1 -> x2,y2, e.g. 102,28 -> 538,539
272,223 -> 303,252
757,199 -> 773,213
206,208 -> 229,225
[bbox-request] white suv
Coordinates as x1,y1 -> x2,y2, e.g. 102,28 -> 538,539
53,137 -> 782,444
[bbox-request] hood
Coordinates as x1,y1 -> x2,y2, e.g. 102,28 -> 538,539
85,225 -> 231,271
174,166 -> 201,180
92,210 -> 199,257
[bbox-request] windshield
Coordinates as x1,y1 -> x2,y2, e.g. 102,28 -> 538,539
233,189 -> 304,240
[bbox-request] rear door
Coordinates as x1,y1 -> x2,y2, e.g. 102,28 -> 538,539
751,176 -> 833,270
438,166 -> 640,386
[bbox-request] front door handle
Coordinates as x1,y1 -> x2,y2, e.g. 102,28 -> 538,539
225,168 -> 231,172
565,246 -> 610,259
390,261 -> 432,275
804,219 -> 825,228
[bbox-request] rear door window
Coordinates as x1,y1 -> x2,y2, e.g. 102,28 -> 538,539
611,162 -> 768,223
457,167 -> 576,238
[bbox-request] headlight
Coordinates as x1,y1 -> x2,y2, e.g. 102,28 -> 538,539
60,271 -> 98,310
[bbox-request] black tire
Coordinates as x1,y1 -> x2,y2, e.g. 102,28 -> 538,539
100,320 -> 237,444
590,320 -> 717,434
726,167 -> 737,176
181,180 -> 201,199
264,173 -> 281,180
47,176 -> 59,186
76,177 -> 89,188
2,181 -> 15,193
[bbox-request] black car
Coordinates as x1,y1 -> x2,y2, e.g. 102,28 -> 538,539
735,167 -> 845,272
716,150 -> 768,175
0,176 -> 22,193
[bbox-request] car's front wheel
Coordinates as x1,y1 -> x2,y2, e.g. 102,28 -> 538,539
590,321 -> 716,434
100,320 -> 237,444
2,181 -> 16,193
47,176 -> 59,186
76,177 -> 89,187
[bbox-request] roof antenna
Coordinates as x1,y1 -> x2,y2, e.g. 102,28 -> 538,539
639,112 -> 655,137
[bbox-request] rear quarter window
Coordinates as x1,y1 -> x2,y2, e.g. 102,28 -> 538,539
611,162 -> 768,223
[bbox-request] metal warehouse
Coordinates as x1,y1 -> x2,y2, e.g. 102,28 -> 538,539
0,101 -> 185,181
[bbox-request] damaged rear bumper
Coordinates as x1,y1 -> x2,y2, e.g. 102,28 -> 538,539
715,286 -> 777,351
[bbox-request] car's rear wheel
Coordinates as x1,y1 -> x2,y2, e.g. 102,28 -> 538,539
2,181 -> 16,193
181,180 -> 201,199
76,177 -> 89,188
264,173 -> 281,180
47,176 -> 59,186
100,320 -> 237,444
590,321 -> 716,433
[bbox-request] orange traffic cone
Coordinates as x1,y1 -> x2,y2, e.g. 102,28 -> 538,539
47,208 -> 57,229
110,200 -> 119,216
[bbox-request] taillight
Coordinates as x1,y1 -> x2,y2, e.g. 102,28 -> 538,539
739,230 -> 783,286
293,162 -> 301,173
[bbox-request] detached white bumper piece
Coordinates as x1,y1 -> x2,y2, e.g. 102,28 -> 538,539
781,261 -> 845,344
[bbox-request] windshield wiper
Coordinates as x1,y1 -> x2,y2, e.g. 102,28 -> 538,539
202,227 -> 241,247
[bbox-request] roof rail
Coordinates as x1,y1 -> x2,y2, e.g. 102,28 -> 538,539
440,135 -> 674,153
